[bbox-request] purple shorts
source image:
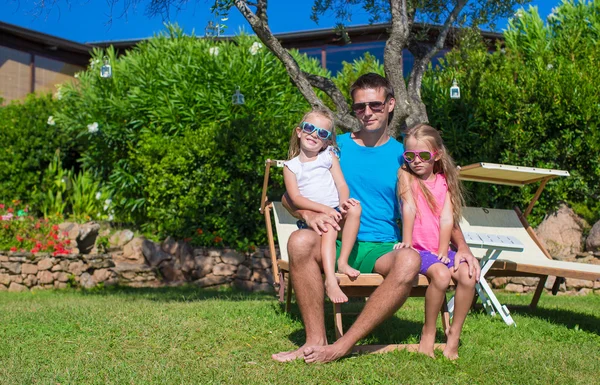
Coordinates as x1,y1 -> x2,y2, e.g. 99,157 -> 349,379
418,249 -> 460,275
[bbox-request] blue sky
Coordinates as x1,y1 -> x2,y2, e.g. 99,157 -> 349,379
1,0 -> 559,44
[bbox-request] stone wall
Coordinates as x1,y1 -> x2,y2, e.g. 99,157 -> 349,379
0,234 -> 275,292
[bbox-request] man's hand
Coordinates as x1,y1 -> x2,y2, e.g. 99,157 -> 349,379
303,211 -> 340,235
454,245 -> 481,282
324,208 -> 342,222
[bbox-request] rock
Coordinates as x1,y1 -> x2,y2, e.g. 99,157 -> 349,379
0,255 -> 8,262
491,277 -> 508,288
213,263 -> 236,276
0,274 -> 10,286
142,239 -> 171,267
252,257 -> 272,270
112,262 -> 152,274
577,288 -> 593,296
77,222 -> 101,254
54,281 -> 68,289
254,283 -> 275,293
115,237 -> 146,265
68,261 -> 87,276
504,283 -> 524,293
23,275 -> 37,287
37,258 -> 54,271
233,279 -> 254,291
159,261 -> 185,282
22,264 -> 39,275
535,204 -> 588,260
0,284 -> 7,291
8,282 -> 28,292
109,230 -> 135,247
192,256 -> 214,279
194,274 -> 229,288
595,281 -> 600,289
54,272 -> 70,283
51,264 -> 63,272
1,262 -> 21,274
92,269 -> 111,283
565,278 -> 594,289
509,277 -> 539,287
178,242 -> 195,273
37,270 -> 54,285
11,275 -> 23,284
80,272 -> 96,289
161,236 -> 180,257
59,222 -> 80,240
586,220 -> 600,252
221,250 -> 245,266
236,265 -> 252,280
207,249 -> 221,258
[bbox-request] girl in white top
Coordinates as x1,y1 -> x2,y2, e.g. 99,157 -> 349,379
284,109 -> 361,303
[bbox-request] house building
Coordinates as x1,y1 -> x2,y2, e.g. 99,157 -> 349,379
1,20 -> 502,104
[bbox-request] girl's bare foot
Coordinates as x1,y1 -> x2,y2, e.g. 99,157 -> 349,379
417,326 -> 436,358
443,328 -> 460,360
325,277 -> 348,303
337,263 -> 360,278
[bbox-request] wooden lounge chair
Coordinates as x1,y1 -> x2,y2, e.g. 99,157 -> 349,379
260,159 -> 448,354
457,163 -> 600,323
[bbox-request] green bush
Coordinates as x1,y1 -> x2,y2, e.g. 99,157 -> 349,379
0,93 -> 77,206
55,25 -> 330,249
422,1 -> 600,225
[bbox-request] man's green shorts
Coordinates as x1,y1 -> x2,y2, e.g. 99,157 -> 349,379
335,240 -> 396,274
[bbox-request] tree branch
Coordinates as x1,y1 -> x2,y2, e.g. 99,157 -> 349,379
234,0 -> 358,131
405,0 -> 468,128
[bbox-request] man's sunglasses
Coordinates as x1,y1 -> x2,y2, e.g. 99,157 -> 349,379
301,122 -> 332,140
351,97 -> 389,114
403,150 -> 437,163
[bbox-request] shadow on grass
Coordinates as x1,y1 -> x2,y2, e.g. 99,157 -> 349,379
510,306 -> 600,335
274,298 -> 432,347
79,284 -> 278,302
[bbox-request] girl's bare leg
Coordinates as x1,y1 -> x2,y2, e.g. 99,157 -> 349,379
337,204 -> 361,278
445,263 -> 476,360
321,225 -> 347,303
419,263 -> 451,358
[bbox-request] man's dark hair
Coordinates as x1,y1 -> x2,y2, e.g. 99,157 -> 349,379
350,73 -> 395,101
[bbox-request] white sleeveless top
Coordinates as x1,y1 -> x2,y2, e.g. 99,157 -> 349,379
284,147 -> 339,208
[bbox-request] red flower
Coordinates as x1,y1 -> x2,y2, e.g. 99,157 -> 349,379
9,247 -> 16,252
0,204 -> 4,209
197,228 -> 203,235
34,223 -> 40,229
65,240 -> 71,245
214,236 -> 223,243
7,208 -> 13,213
47,240 -> 55,247
16,235 -> 24,242
31,248 -> 39,253
52,225 -> 59,231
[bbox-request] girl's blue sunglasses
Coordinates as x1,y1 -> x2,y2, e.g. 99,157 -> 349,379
301,122 -> 332,141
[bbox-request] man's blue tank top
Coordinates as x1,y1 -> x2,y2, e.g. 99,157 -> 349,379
337,133 -> 404,242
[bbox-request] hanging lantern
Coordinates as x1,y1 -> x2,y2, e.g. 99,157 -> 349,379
100,56 -> 112,79
450,79 -> 460,99
232,86 -> 245,105
205,21 -> 218,38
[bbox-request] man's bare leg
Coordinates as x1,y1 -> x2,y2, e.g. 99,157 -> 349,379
444,263 -> 476,360
304,248 -> 421,363
272,229 -> 328,362
419,264 -> 451,358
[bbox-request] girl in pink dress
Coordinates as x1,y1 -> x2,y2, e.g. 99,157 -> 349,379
395,124 -> 476,360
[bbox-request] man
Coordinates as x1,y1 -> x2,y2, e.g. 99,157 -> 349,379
272,73 -> 480,363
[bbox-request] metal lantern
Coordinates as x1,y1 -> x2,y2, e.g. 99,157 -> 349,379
450,79 -> 460,99
100,56 -> 112,79
232,86 -> 245,105
205,21 -> 219,38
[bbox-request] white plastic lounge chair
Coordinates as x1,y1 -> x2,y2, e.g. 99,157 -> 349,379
457,163 -> 600,325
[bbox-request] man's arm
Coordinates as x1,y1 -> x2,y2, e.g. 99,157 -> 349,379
282,193 -> 341,235
450,224 -> 481,281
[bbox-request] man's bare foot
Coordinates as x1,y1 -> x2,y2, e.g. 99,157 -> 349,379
303,344 -> 349,363
271,346 -> 308,362
417,327 -> 436,358
337,263 -> 360,279
443,328 -> 460,360
325,278 -> 348,303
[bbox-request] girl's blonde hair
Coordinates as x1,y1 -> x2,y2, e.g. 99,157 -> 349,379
398,124 -> 465,224
287,108 -> 337,160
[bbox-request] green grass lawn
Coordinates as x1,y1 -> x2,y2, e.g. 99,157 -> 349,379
1,287 -> 599,385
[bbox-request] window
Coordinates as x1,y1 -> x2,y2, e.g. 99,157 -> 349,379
0,46 -> 31,104
34,55 -> 83,95
324,41 -> 385,75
